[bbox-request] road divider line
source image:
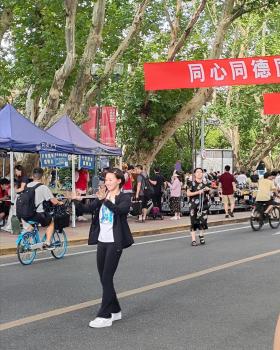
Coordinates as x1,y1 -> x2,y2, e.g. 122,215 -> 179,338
0,226 -> 251,268
1,248 -> 279,332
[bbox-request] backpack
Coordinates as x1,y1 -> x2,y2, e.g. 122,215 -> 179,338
16,183 -> 43,220
141,174 -> 154,198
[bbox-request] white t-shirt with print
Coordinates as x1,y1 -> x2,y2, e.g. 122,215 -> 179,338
98,199 -> 115,243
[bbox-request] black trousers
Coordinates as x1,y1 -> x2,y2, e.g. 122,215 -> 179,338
96,242 -> 122,318
76,196 -> 87,217
152,193 -> 162,211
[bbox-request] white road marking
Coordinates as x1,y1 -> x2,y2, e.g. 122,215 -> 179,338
1,248 -> 279,332
0,225 -> 251,268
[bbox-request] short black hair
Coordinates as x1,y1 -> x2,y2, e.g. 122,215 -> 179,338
264,172 -> 270,179
127,164 -> 134,171
105,168 -> 125,188
0,178 -> 10,185
154,167 -> 160,173
136,164 -> 143,170
225,165 -> 230,171
194,167 -> 203,173
33,167 -> 44,179
270,171 -> 277,177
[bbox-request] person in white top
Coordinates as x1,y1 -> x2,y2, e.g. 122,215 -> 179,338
72,168 -> 133,329
236,171 -> 248,186
275,171 -> 280,190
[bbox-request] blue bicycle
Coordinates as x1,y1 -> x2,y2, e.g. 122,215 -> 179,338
16,221 -> 68,265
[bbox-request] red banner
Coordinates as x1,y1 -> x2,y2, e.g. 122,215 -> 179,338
100,106 -> 117,147
82,107 -> 98,140
82,106 -> 117,146
144,55 -> 280,91
263,93 -> 280,115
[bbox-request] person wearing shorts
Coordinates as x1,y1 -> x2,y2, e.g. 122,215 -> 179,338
255,172 -> 277,218
22,168 -> 63,248
219,165 -> 236,218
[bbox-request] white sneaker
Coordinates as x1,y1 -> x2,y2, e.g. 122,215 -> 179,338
89,317 -> 112,328
111,312 -> 122,322
77,216 -> 88,222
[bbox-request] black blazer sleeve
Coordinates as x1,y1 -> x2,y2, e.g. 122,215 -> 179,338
75,198 -> 103,214
103,193 -> 131,215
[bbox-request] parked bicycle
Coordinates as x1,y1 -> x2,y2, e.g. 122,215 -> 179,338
250,202 -> 280,231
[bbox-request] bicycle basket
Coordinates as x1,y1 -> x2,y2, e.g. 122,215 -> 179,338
53,205 -> 70,230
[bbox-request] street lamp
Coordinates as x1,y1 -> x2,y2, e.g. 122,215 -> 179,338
199,113 -> 221,169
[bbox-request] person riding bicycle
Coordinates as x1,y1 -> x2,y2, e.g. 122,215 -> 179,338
255,172 -> 277,219
18,167 -> 63,249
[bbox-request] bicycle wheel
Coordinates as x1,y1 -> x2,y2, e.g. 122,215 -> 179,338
17,233 -> 37,265
51,230 -> 68,259
250,209 -> 263,231
269,207 -> 280,229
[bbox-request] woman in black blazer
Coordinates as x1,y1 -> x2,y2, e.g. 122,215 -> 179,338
73,168 -> 134,328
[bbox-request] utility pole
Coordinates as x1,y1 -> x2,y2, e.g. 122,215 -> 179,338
200,114 -> 205,169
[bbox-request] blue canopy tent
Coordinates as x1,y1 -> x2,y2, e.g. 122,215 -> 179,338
0,104 -> 76,154
47,115 -> 122,156
0,104 -> 80,227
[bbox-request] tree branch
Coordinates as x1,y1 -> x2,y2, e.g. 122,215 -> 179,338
168,0 -> 207,61
36,0 -> 77,127
164,0 -> 176,36
83,0 -> 151,112
173,133 -> 184,150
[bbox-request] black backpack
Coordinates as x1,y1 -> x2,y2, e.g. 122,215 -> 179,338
16,183 -> 43,220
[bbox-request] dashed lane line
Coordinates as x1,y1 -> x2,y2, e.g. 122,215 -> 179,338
0,248 -> 279,332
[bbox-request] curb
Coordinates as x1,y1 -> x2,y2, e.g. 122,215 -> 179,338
0,217 -> 249,256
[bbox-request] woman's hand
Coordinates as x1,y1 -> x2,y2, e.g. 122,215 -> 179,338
96,188 -> 107,201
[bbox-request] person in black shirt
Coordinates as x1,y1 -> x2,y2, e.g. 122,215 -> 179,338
187,167 -> 210,246
250,170 -> 259,188
149,167 -> 165,211
14,165 -> 29,193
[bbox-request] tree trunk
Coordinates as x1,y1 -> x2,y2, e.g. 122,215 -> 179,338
83,0 -> 151,112
16,154 -> 40,177
42,0 -> 150,128
36,0 -> 78,127
245,137 -> 280,170
0,7 -> 13,42
25,85 -> 40,123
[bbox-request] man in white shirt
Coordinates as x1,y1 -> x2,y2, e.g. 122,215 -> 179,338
25,168 -> 62,248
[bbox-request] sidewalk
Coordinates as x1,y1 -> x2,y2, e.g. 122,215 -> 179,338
0,212 -> 250,256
